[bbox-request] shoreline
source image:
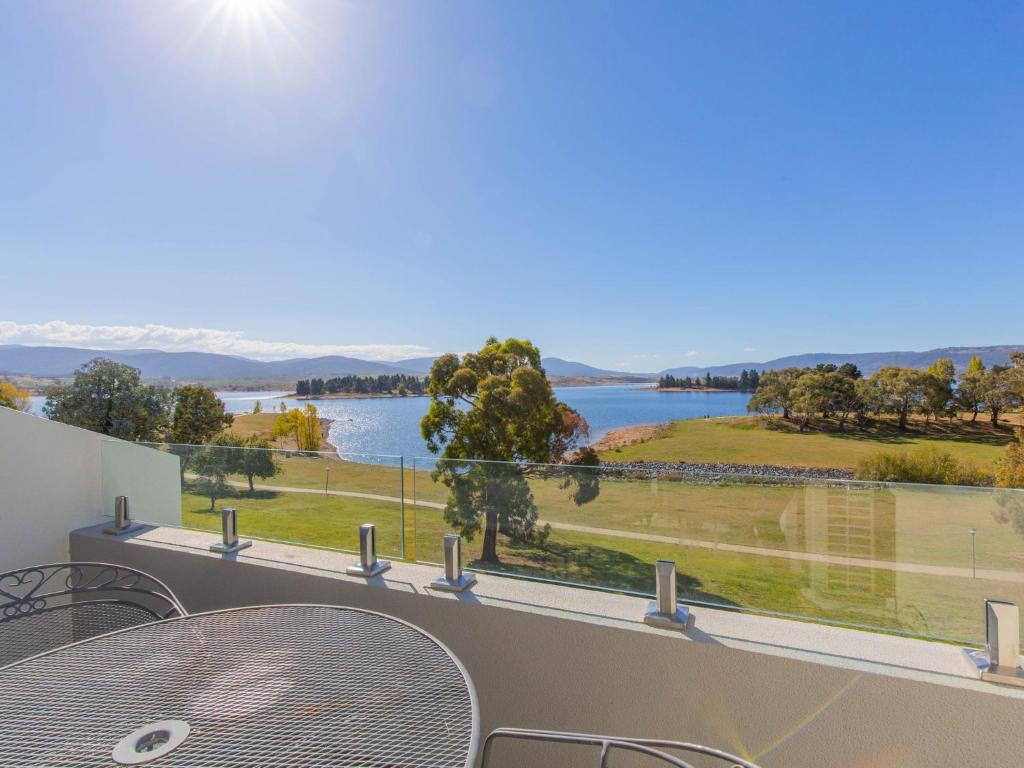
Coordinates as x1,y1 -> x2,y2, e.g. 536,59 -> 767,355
290,392 -> 429,401
644,386 -> 755,393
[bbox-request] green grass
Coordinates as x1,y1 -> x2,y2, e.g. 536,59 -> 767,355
165,428 -> 1024,647
600,415 -> 1016,470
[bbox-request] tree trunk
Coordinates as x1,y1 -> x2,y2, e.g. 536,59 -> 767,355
210,497 -> 216,511
991,408 -> 1000,426
898,409 -> 908,431
783,406 -> 791,420
971,407 -> 979,423
481,506 -> 500,563
248,474 -> 255,492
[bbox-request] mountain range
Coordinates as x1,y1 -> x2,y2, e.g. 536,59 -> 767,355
1,344 -> 1021,383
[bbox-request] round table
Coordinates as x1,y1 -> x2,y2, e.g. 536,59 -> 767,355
0,604 -> 479,767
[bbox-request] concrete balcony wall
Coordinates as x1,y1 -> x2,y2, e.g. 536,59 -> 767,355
72,524 -> 1024,768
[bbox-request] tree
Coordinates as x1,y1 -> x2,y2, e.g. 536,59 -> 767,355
747,368 -> 803,419
790,372 -> 831,431
170,385 -> 233,444
995,430 -> 1024,489
837,363 -> 862,380
189,445 -> 232,511
980,368 -> 1022,426
252,399 -> 262,414
273,404 -> 322,451
863,367 -> 926,431
956,356 -> 986,422
421,337 -> 597,563
211,433 -> 280,492
824,371 -> 861,429
43,358 -> 171,440
922,358 -> 955,423
0,382 -> 31,411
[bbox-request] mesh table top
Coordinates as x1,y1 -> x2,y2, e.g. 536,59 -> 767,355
0,604 -> 478,767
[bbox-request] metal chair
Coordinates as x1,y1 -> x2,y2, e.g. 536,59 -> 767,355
481,728 -> 762,768
0,562 -> 187,669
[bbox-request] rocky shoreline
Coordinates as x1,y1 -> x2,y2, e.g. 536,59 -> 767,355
599,459 -> 854,482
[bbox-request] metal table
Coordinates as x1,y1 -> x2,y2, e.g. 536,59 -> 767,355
0,604 -> 479,767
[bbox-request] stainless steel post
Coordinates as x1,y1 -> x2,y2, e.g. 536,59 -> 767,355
210,507 -> 251,553
104,495 -> 141,535
430,534 -> 476,592
968,599 -> 1024,686
346,523 -> 391,576
643,559 -> 690,632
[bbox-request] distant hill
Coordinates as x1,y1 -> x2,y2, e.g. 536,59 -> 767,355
658,345 -> 1024,378
3,343 -> 1021,384
541,357 -> 641,377
395,356 -> 640,378
0,345 -> 421,380
393,356 -> 439,374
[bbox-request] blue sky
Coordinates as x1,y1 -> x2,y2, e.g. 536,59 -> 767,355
1,1 -> 1021,371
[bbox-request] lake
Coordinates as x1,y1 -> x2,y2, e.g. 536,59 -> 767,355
29,385 -> 752,461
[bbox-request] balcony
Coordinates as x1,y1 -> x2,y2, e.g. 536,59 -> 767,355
3,406 -> 1024,767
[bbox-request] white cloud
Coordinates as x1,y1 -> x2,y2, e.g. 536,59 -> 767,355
685,350 -> 699,357
743,346 -> 757,353
0,320 -> 432,362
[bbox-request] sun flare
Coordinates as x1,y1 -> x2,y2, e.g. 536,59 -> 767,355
181,0 -> 310,79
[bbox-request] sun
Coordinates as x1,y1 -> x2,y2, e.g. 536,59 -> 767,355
181,0 -> 309,79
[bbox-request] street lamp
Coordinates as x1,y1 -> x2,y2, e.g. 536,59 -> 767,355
325,466 -> 330,496
970,528 -> 977,579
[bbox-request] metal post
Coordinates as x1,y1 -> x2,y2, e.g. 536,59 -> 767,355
210,507 -> 252,553
967,599 -> 1024,686
430,534 -> 477,592
399,456 -> 406,561
970,528 -> 977,578
325,466 -> 330,496
346,523 -> 391,577
643,560 -> 690,632
104,495 -> 142,535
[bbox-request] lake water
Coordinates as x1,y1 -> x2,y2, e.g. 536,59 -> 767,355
29,385 -> 752,460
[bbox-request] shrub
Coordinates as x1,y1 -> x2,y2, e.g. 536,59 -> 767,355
996,430 -> 1024,489
855,447 -> 994,486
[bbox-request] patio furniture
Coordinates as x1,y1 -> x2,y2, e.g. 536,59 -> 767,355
481,728 -> 762,767
0,561 -> 187,669
0,604 -> 479,767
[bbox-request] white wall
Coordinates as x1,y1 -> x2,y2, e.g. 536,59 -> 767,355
0,408 -> 180,569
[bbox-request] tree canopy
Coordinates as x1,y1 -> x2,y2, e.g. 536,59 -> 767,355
0,382 -> 31,412
422,337 -> 598,562
170,384 -> 233,445
43,359 -> 172,441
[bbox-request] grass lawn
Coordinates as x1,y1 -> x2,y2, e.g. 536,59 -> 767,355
158,412 -> 1024,647
172,461 -> 1024,646
600,415 -> 1018,470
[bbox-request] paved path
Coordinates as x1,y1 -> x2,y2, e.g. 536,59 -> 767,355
212,479 -> 1024,584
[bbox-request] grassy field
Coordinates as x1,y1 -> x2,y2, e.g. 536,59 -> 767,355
168,441 -> 1024,646
599,414 -> 1018,470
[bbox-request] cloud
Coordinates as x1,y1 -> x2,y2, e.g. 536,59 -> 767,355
743,346 -> 757,353
685,350 -> 699,357
0,320 -> 432,362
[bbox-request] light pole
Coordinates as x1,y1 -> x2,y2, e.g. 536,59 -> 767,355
969,528 -> 977,579
325,466 -> 330,496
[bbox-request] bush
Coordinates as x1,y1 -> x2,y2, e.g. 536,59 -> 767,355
996,430 -> 1024,489
855,447 -> 994,486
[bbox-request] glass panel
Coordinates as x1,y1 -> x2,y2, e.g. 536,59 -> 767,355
102,441 -> 405,558
412,456 -> 1024,646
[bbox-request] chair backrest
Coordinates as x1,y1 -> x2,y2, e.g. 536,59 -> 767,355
481,728 -> 762,768
0,562 -> 187,669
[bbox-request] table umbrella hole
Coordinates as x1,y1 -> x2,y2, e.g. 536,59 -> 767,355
112,720 -> 191,765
